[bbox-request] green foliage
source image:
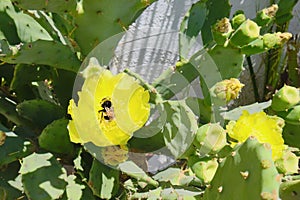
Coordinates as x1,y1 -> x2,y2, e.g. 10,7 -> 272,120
221,101 -> 272,120
179,1 -> 207,59
0,162 -> 23,199
161,100 -> 198,158
12,0 -> 77,14
74,0 -> 156,55
16,99 -> 65,129
208,45 -> 244,79
1,40 -> 81,72
20,153 -> 67,200
282,123 -> 300,148
200,0 -> 231,45
0,132 -> 35,167
88,159 -> 119,199
119,161 -> 158,187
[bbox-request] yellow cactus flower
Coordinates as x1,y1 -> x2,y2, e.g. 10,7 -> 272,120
67,57 -> 150,147
226,111 -> 285,161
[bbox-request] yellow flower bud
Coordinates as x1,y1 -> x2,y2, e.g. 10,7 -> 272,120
211,78 -> 244,103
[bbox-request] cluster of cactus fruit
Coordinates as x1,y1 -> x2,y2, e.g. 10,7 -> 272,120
212,4 -> 292,55
0,0 -> 299,199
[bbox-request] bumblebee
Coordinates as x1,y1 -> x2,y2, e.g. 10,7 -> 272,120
98,99 -> 115,122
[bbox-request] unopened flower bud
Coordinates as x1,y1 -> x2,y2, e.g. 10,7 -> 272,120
210,78 -> 244,103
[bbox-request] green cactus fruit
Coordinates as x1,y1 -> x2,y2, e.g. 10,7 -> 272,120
203,137 -> 281,200
263,32 -> 292,49
231,12 -> 246,30
229,19 -> 260,47
188,156 -> 218,183
212,18 -> 233,46
193,123 -> 227,155
271,85 -> 300,111
241,37 -> 267,55
262,33 -> 279,48
255,4 -> 278,26
277,105 -> 300,125
275,149 -> 298,175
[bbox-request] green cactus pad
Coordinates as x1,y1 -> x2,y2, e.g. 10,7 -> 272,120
277,105 -> 300,125
229,19 -> 260,47
1,40 -> 81,72
201,0 -> 231,45
208,45 -> 244,79
20,153 -> 67,200
203,137 -> 281,200
0,162 -> 24,199
16,99 -> 65,129
38,119 -> 74,154
241,37 -> 267,55
119,161 -> 158,187
282,123 -> 300,149
1,0 -> 52,43
153,167 -> 194,186
74,0 -> 156,55
179,1 -> 207,59
162,100 -> 198,158
271,85 -> 300,111
280,180 -> 300,200
221,100 -> 272,121
12,0 -> 77,14
88,159 -> 120,199
275,0 -> 298,25
0,132 -> 34,167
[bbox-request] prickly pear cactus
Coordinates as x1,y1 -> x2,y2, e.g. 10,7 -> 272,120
203,137 -> 281,200
0,1 -> 299,199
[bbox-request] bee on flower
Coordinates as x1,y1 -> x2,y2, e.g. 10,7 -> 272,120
67,57 -> 150,147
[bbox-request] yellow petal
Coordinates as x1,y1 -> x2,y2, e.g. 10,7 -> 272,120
226,110 -> 285,161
